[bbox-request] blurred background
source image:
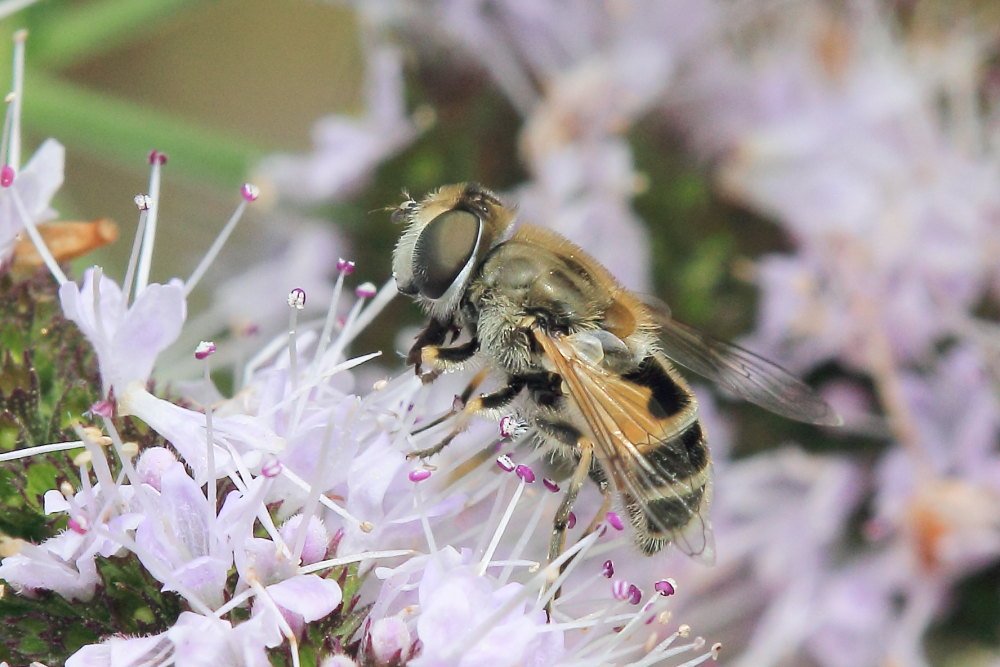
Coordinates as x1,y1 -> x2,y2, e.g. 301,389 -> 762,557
4,0 -> 1000,665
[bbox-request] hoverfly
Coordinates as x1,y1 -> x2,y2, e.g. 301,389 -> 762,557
391,183 -> 839,564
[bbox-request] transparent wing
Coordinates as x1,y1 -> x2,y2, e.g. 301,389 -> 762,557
646,309 -> 842,426
534,330 -> 715,562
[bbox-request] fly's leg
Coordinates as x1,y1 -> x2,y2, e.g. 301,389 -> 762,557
582,487 -> 613,536
407,318 -> 451,373
417,337 -> 479,381
411,369 -> 490,437
547,437 -> 595,602
407,374 -> 527,460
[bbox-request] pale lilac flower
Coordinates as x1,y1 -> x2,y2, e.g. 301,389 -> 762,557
0,137 -> 63,262
370,546 -> 562,666
58,268 -> 186,396
368,615 -> 413,665
278,514 -> 330,565
132,462 -> 232,609
118,386 -> 283,481
0,530 -> 104,602
135,446 -> 178,490
66,611 -> 275,667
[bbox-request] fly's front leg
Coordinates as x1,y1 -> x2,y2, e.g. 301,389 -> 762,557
418,337 -> 479,382
407,318 -> 450,373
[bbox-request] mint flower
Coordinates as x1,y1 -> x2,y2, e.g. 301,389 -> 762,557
0,137 -> 64,263
59,269 -> 186,396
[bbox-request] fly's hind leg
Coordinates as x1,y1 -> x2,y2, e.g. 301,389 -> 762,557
547,436 -> 598,611
550,438 -> 594,567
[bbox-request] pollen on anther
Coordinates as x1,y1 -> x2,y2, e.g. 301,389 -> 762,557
287,288 -> 307,309
134,194 -> 153,211
336,258 -> 356,275
355,282 -> 377,299
543,478 -> 560,493
515,464 -> 535,483
241,183 -> 260,202
711,642 -> 723,659
496,454 -> 516,472
1,165 -> 15,187
408,469 -> 432,483
606,511 -> 624,531
194,341 -> 217,360
654,578 -> 677,597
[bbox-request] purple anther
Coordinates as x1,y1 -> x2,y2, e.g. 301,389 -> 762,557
515,464 -> 535,483
606,511 -> 624,531
356,282 -> 377,299
408,469 -> 432,483
68,516 -> 89,534
496,454 -> 515,472
601,559 -> 614,578
1,165 -> 14,187
148,150 -> 168,165
628,583 -> 642,605
287,288 -> 307,309
336,258 -> 356,275
134,193 -> 152,210
654,578 -> 677,597
261,455 -> 283,478
194,341 -> 217,360
498,415 -> 515,438
542,478 -> 560,493
241,183 -> 260,202
567,511 -> 577,529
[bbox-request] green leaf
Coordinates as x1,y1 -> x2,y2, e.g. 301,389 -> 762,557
24,461 -> 59,505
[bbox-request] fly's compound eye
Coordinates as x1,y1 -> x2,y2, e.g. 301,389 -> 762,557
413,209 -> 481,299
